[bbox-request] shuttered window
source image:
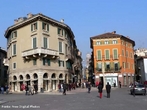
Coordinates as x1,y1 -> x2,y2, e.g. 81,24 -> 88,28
43,37 -> 48,48
97,50 -> 101,60
43,58 -> 50,66
13,44 -> 16,55
33,37 -> 37,49
105,50 -> 109,60
113,49 -> 118,59
59,41 -> 62,53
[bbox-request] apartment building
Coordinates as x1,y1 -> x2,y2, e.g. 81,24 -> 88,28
4,13 -> 82,92
0,47 -> 7,86
90,31 -> 135,87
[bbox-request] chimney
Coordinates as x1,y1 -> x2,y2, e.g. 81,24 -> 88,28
60,19 -> 64,23
112,31 -> 116,34
18,17 -> 24,22
27,13 -> 33,18
14,19 -> 18,24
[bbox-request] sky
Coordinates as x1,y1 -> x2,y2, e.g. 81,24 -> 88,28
0,0 -> 147,60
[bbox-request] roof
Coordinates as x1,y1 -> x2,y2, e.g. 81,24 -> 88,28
4,13 -> 75,39
90,31 -> 135,47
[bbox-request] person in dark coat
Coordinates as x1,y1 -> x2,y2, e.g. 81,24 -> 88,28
98,82 -> 103,98
63,82 -> 67,95
106,82 -> 111,98
87,82 -> 91,93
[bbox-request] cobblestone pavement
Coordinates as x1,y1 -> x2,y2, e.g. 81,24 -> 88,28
0,87 -> 147,110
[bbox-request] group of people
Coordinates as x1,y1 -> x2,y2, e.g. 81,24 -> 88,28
25,83 -> 38,95
87,81 -> 111,98
0,85 -> 9,94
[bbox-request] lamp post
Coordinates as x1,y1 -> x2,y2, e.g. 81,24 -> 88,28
102,61 -> 106,89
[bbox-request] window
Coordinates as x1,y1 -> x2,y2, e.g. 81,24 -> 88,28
114,62 -> 119,71
31,22 -> 37,31
65,44 -> 68,55
65,31 -> 68,38
33,59 -> 37,65
104,41 -> 109,44
43,37 -> 48,48
113,49 -> 118,59
59,41 -> 63,53
97,50 -> 102,60
105,50 -> 110,60
43,58 -> 50,66
112,40 -> 117,44
96,62 -> 102,72
96,41 -> 101,45
12,31 -> 17,39
105,62 -> 110,71
12,43 -> 16,56
122,50 -> 124,56
13,63 -> 16,69
42,22 -> 49,31
58,60 -> 64,67
32,37 -> 37,49
57,28 -> 63,36
66,61 -> 71,69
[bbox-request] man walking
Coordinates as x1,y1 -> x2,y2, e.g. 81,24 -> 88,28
106,82 -> 111,98
63,82 -> 67,95
87,82 -> 91,93
98,82 -> 103,98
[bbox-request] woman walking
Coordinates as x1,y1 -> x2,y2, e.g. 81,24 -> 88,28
98,82 -> 103,98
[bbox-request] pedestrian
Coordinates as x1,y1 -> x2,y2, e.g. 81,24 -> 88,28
63,82 -> 67,95
119,81 -> 121,88
106,82 -> 111,98
98,82 -> 103,98
132,84 -> 136,97
1,86 -> 4,94
25,84 -> 28,95
87,82 -> 91,93
34,83 -> 38,94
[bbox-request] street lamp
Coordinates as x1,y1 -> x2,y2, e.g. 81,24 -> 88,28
102,61 -> 106,89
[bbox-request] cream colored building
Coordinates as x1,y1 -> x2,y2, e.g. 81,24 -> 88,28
4,13 -> 82,92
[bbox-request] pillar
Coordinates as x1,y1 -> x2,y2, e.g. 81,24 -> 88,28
38,73 -> 43,92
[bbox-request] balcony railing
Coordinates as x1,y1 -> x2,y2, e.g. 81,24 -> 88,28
22,48 -> 59,57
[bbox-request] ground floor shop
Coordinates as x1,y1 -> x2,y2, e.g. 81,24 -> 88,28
9,71 -> 73,92
95,73 -> 134,87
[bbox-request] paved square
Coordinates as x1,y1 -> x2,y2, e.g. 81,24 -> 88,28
0,87 -> 147,110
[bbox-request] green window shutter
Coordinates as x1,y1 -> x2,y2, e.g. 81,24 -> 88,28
33,59 -> 37,65
31,24 -> 33,31
13,44 -> 16,55
62,29 -> 63,36
43,58 -> 45,65
33,38 -> 37,49
57,28 -> 60,34
63,61 -> 64,67
116,40 -> 118,44
15,31 -> 17,37
59,42 -> 62,52
47,59 -> 50,66
96,63 -> 98,69
98,50 -> 101,60
114,49 -> 118,59
110,62 -> 114,70
100,41 -> 103,44
58,60 -> 61,67
42,22 -> 44,30
106,50 -> 109,59
47,24 -> 49,31
44,37 -> 47,48
118,62 -> 120,70
36,22 -> 37,30
11,32 -> 13,38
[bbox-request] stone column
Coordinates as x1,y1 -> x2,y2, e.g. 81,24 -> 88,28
38,73 -> 43,92
48,79 -> 52,92
17,82 -> 20,92
56,79 -> 59,91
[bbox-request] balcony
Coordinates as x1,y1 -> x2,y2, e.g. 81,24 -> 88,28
22,48 -> 59,58
65,54 -> 74,62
